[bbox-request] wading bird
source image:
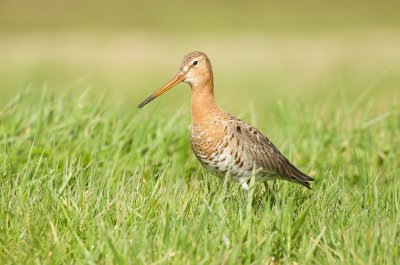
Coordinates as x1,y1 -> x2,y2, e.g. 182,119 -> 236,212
138,51 -> 313,190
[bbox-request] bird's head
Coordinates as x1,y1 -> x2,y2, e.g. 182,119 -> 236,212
138,51 -> 212,108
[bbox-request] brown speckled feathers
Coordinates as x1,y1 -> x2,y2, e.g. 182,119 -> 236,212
227,116 -> 313,188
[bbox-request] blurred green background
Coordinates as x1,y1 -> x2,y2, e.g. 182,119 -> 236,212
1,0 -> 400,113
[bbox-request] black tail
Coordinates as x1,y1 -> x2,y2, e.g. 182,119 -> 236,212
286,160 -> 314,189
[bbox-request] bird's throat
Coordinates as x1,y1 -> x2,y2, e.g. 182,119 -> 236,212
190,81 -> 219,125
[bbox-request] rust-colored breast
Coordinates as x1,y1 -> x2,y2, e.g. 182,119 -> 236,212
190,114 -> 253,180
190,119 -> 226,169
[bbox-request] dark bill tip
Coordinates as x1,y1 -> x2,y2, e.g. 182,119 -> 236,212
137,95 -> 156,108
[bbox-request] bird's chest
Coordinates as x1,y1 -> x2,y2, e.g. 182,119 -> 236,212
190,122 -> 251,179
190,122 -> 229,175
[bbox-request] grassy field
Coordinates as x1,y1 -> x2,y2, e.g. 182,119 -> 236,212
1,0 -> 400,264
1,88 -> 399,264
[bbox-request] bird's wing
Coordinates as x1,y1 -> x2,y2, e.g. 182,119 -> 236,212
228,117 -> 313,188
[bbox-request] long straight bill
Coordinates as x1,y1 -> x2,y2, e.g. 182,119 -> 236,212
137,72 -> 186,108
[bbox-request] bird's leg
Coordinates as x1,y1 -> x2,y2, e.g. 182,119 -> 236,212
262,181 -> 270,198
240,179 -> 250,191
263,180 -> 277,206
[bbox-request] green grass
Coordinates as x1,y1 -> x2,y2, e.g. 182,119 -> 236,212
1,89 -> 399,264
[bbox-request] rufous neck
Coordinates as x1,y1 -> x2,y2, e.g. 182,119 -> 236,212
190,80 -> 219,125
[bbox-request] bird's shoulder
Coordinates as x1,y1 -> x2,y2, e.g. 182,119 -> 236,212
224,114 -> 275,150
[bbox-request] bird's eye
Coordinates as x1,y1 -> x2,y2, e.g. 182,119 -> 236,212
193,60 -> 198,65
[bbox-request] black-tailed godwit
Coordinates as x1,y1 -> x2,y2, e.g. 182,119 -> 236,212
138,51 -> 313,190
